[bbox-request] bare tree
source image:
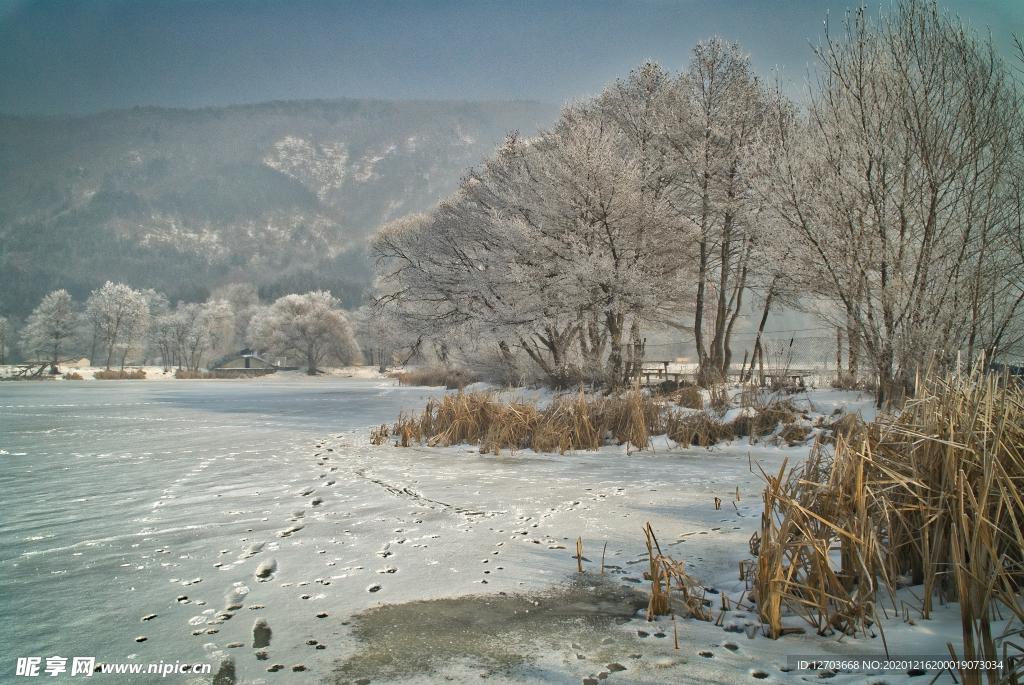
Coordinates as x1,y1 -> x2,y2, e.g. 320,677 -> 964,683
652,39 -> 775,383
175,302 -> 212,371
152,310 -> 184,371
764,0 -> 1024,403
372,94 -> 690,386
247,291 -> 361,374
202,299 -> 236,355
19,290 -> 78,366
349,304 -> 416,372
210,282 -> 260,349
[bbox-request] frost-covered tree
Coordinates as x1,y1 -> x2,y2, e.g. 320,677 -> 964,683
19,290 -> 78,365
175,303 -> 212,371
209,283 -> 260,348
152,310 -> 184,371
372,46 -> 787,387
247,291 -> 361,374
764,0 -> 1024,402
350,304 -> 416,372
85,282 -> 150,370
647,40 -> 776,382
150,300 -> 234,371
202,299 -> 236,355
138,289 -> 171,365
372,95 -> 690,386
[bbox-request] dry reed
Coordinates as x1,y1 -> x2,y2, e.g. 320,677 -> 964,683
175,369 -> 214,379
749,368 -> 1024,684
391,366 -> 478,390
383,388 -> 657,455
381,387 -> 811,455
63,372 -> 84,380
94,369 -> 146,380
708,384 -> 730,413
677,385 -> 704,410
643,523 -> 714,622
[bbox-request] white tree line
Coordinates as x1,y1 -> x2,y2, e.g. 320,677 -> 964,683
369,1 -> 1024,401
10,282 -> 361,375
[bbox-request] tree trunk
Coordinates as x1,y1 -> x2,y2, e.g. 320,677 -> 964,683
846,312 -> 859,382
306,344 -> 318,375
711,213 -> 733,374
722,259 -> 748,376
836,326 -> 843,386
604,311 -> 624,385
694,239 -> 709,380
746,289 -> 774,383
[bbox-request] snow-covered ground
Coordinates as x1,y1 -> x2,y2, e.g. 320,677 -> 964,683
0,379 -> 973,683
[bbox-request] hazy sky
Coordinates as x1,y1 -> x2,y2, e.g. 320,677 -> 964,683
0,0 -> 1020,115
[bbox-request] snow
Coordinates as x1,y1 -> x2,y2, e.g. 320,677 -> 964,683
0,379 -> 969,683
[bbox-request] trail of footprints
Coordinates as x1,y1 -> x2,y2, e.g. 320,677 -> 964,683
135,436 -> 784,682
139,434 -> 531,676
129,437 -> 354,675
569,622 -> 776,685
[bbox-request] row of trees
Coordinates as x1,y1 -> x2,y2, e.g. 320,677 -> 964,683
764,4 -> 1024,400
11,283 -> 361,374
370,1 -> 1024,399
18,284 -> 150,371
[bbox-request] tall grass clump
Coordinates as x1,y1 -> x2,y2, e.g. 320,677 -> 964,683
642,523 -> 714,624
376,388 -> 660,454
377,386 -> 813,455
391,366 -> 478,390
94,369 -> 146,380
750,369 -> 1024,684
676,385 -> 704,410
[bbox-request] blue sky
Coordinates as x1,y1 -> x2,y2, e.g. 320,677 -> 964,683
0,0 -> 1020,114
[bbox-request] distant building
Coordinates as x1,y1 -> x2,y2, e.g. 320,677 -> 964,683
208,349 -> 278,376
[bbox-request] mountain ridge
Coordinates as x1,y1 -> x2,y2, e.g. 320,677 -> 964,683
0,97 -> 561,318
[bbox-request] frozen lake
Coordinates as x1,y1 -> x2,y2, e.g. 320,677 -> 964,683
0,378 -> 451,679
1,379 -> 944,683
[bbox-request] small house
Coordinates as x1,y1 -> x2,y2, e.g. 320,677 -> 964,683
209,349 -> 278,376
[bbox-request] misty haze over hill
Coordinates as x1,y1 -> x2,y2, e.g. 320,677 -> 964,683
0,98 -> 560,319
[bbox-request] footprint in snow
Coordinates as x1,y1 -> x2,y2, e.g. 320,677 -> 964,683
238,542 -> 264,560
224,585 -> 249,608
254,559 -> 277,581
252,618 -> 272,648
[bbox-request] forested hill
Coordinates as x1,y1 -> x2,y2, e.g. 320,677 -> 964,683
0,99 -> 560,319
